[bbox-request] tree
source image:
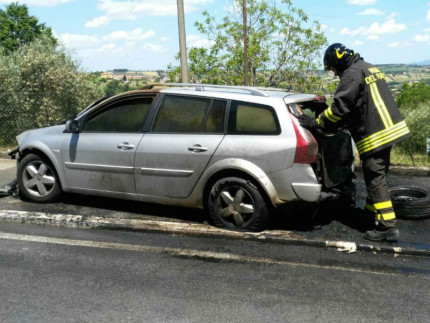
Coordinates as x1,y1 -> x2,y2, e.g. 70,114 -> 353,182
0,37 -> 103,146
0,2 -> 57,54
396,82 -> 430,109
168,0 -> 327,91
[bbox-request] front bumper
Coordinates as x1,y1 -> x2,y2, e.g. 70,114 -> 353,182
8,146 -> 20,160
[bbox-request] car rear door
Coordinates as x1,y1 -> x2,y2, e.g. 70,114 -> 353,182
135,95 -> 226,198
62,95 -> 154,193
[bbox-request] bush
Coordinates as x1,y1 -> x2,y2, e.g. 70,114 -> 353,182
397,83 -> 430,108
399,102 -> 430,154
0,37 -> 103,146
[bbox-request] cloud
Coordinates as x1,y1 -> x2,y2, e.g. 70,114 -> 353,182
159,37 -> 171,42
347,0 -> 377,5
187,34 -> 213,48
85,0 -> 213,27
366,35 -> 379,41
386,12 -> 399,20
100,43 -> 116,52
414,34 -> 430,42
143,43 -> 168,53
85,15 -> 110,28
353,40 -> 364,46
60,27 -> 168,59
60,33 -> 101,48
0,0 -> 73,5
367,19 -> 406,34
427,10 -> 430,22
357,8 -> 383,15
103,28 -> 155,42
388,42 -> 408,48
340,19 -> 406,37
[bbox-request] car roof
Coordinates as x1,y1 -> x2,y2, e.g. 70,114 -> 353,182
81,84 -> 318,117
131,83 -> 317,104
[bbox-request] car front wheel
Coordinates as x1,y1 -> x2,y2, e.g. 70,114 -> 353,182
17,153 -> 61,203
208,177 -> 269,232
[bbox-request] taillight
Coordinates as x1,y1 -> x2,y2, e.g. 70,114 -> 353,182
290,113 -> 319,164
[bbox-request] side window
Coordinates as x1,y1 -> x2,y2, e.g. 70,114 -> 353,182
228,101 -> 280,134
84,97 -> 153,132
152,96 -> 212,133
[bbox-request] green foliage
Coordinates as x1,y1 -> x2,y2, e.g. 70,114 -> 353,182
0,37 -> 103,145
103,79 -> 141,96
168,0 -> 327,91
396,82 -> 430,108
395,101 -> 430,164
393,82 -> 430,165
0,2 -> 57,54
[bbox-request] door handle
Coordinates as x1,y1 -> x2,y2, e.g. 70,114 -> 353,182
117,142 -> 135,150
188,144 -> 208,153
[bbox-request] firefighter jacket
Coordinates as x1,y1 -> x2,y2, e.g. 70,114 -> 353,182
317,54 -> 410,159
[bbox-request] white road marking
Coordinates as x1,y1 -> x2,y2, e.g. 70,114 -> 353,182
0,231 -> 402,276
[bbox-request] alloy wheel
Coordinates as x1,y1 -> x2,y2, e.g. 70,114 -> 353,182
217,185 -> 255,228
22,160 -> 56,198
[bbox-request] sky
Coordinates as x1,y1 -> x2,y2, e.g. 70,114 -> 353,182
2,0 -> 430,71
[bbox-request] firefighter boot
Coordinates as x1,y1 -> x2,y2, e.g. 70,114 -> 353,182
364,221 -> 399,242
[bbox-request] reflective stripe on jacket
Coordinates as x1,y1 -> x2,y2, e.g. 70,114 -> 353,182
317,54 -> 410,159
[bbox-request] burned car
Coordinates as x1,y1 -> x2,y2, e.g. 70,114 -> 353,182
12,84 -> 354,231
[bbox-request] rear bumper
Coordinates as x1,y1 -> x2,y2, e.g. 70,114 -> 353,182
268,163 -> 321,203
291,183 -> 321,202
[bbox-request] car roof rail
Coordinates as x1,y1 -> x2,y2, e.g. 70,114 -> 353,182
140,83 -> 289,97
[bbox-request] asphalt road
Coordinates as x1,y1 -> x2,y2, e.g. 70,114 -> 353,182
0,222 -> 429,323
1,165 -> 429,250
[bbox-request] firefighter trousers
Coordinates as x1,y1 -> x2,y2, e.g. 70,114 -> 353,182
362,147 -> 396,228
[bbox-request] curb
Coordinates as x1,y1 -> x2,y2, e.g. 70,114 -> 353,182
1,209 -> 429,257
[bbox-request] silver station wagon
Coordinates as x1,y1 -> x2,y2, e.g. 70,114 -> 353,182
13,84 -> 352,231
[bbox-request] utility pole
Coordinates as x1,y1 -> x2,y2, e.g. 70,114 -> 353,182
243,0 -> 249,86
177,0 -> 189,83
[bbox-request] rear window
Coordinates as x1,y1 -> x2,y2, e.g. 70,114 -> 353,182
228,101 -> 280,135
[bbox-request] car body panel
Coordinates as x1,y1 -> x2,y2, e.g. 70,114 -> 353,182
17,125 -> 67,188
134,133 -> 224,198
267,163 -> 321,202
61,132 -> 143,193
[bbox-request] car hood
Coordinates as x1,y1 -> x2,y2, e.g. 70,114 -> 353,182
16,125 -> 66,145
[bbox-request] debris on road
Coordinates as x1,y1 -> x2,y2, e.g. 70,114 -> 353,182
0,180 -> 18,197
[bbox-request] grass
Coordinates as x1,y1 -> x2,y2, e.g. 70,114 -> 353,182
390,150 -> 430,167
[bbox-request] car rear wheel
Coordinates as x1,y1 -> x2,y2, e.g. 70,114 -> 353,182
17,153 -> 61,203
208,177 -> 269,232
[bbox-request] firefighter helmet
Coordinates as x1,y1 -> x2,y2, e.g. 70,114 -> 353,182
323,43 -> 354,72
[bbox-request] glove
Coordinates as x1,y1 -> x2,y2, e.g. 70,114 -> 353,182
298,114 -> 317,130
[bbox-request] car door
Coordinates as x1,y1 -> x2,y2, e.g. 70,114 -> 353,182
62,96 -> 154,193
135,95 -> 226,198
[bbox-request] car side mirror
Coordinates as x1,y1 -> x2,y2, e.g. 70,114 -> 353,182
65,120 -> 79,133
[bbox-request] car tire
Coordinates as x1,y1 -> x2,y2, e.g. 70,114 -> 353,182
17,153 -> 61,203
389,186 -> 430,220
208,177 -> 269,232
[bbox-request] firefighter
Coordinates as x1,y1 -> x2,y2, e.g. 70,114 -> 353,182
298,43 -> 411,242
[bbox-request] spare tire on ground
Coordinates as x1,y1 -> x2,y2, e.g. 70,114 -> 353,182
389,186 -> 430,220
